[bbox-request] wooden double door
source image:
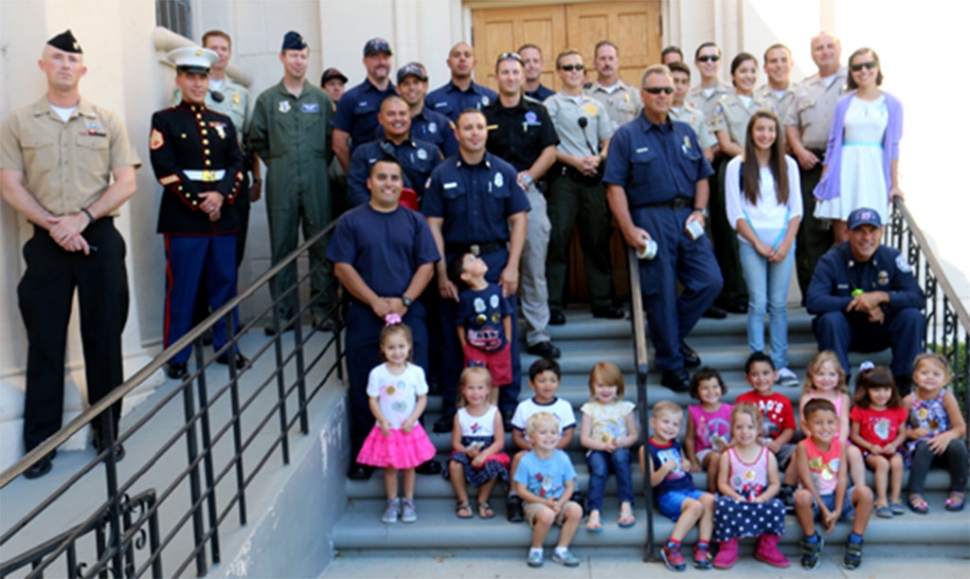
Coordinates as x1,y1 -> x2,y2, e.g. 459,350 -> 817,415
471,1 -> 662,301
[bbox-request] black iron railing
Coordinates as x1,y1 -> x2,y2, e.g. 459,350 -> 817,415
887,199 -> 970,434
0,222 -> 344,578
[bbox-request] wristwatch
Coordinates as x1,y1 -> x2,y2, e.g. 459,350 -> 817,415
693,207 -> 709,218
401,296 -> 413,308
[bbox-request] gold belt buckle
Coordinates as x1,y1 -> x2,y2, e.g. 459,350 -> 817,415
202,170 -> 216,182
470,244 -> 481,256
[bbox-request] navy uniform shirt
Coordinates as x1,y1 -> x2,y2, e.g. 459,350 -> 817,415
346,137 -> 443,206
525,85 -> 556,102
602,114 -> 714,208
422,152 -> 530,245
805,243 -> 924,317
375,107 -> 458,158
150,102 -> 244,235
425,81 -> 498,121
327,204 -> 440,300
333,79 -> 397,150
483,98 -> 559,173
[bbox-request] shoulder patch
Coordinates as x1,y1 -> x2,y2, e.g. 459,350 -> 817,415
150,127 -> 164,151
895,254 -> 912,273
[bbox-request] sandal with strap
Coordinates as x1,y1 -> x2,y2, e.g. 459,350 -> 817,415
456,500 -> 473,519
908,493 -> 929,514
477,501 -> 495,519
945,491 -> 966,512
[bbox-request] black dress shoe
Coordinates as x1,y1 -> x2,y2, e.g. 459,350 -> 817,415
507,495 -> 525,523
23,451 -> 56,480
680,341 -> 701,367
591,305 -> 625,319
347,463 -> 373,480
217,353 -> 249,369
433,412 -> 456,434
701,305 -> 727,319
165,362 -> 188,379
549,309 -> 566,325
526,340 -> 561,359
415,459 -> 443,475
661,368 -> 691,392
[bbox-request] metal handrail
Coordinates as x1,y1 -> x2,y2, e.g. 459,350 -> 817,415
625,247 -> 655,561
0,219 -> 345,578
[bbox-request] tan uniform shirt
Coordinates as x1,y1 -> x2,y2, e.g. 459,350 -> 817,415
711,93 -> 772,148
755,83 -> 796,127
670,104 -> 717,149
544,92 -> 613,157
173,76 -> 251,134
0,96 -> 141,216
684,81 -> 733,126
585,81 -> 643,131
785,66 -> 849,150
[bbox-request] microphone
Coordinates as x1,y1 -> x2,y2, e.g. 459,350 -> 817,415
209,90 -> 225,103
577,117 -> 597,155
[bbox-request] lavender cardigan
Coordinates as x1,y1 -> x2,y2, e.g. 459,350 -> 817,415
813,90 -> 903,201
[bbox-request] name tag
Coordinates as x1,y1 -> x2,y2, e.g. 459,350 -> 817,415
302,103 -> 320,113
443,182 -> 458,189
636,147 -> 650,153
837,283 -> 849,290
433,102 -> 448,108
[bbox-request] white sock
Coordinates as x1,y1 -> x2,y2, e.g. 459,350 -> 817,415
555,546 -> 569,557
530,547 -> 543,557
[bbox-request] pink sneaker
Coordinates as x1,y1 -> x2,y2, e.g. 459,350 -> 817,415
754,534 -> 791,567
712,538 -> 738,569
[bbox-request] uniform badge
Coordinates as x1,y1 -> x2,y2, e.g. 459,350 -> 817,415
491,312 -> 501,324
895,254 -> 911,273
233,92 -> 240,104
473,297 -> 486,313
481,96 -> 490,106
878,270 -> 890,286
489,294 -> 500,309
428,122 -> 437,133
417,148 -> 428,160
278,101 -> 291,113
683,135 -> 691,149
210,122 -> 227,139
302,103 -> 320,113
150,127 -> 165,150
524,111 -> 537,124
494,172 -> 503,188
584,103 -> 598,116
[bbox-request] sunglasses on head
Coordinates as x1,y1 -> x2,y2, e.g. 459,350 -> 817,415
850,61 -> 878,72
643,86 -> 674,95
559,64 -> 584,72
697,55 -> 720,63
497,52 -> 523,64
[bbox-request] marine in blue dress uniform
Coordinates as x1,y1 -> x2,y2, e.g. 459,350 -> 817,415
332,38 -> 397,171
346,95 -> 442,207
603,65 -> 722,392
423,109 -> 530,428
150,46 -> 246,379
425,42 -> 498,121
805,208 -> 924,394
328,157 -> 440,479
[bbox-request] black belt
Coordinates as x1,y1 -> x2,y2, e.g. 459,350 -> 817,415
639,197 -> 693,210
808,148 -> 826,160
445,240 -> 505,256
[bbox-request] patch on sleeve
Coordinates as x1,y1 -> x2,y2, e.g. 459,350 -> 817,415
150,127 -> 165,151
895,254 -> 911,273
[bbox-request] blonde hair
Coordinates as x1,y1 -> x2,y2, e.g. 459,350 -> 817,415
457,366 -> 497,407
731,403 -> 763,439
526,412 -> 560,435
587,361 -> 625,400
803,350 -> 848,395
652,400 -> 682,419
913,353 -> 953,380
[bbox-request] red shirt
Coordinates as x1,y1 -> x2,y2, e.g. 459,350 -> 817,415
737,391 -> 796,440
849,405 -> 908,447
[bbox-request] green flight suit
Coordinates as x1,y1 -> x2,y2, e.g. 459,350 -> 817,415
249,80 -> 333,322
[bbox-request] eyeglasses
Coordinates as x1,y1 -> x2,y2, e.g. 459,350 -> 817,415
850,61 -> 878,72
497,52 -> 523,64
559,64 -> 584,72
697,55 -> 720,63
643,87 -> 674,95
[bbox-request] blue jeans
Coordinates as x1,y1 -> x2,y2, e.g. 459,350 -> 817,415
738,240 -> 794,370
586,448 -> 634,511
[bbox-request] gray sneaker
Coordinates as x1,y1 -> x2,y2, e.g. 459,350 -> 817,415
400,498 -> 417,523
776,367 -> 800,387
382,498 -> 401,524
551,549 -> 580,567
527,550 -> 544,568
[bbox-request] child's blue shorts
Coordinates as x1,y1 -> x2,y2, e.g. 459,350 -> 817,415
658,489 -> 708,521
812,487 -> 856,521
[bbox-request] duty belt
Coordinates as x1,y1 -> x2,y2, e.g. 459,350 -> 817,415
641,196 -> 693,210
445,240 -> 505,256
184,169 -> 226,182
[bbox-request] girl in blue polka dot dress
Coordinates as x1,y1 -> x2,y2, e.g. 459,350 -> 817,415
713,403 -> 789,569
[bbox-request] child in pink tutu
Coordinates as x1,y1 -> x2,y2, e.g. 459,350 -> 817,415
356,317 -> 437,524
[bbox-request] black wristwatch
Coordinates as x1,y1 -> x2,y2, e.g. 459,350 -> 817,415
694,207 -> 709,218
401,296 -> 413,307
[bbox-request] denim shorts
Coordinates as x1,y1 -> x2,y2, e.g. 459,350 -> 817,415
812,487 -> 856,521
658,488 -> 708,521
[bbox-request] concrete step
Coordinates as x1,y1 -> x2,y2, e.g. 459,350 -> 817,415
331,491 -> 970,551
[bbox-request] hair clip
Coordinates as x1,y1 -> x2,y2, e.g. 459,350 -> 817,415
384,313 -> 403,326
859,361 -> 875,373
467,361 -> 485,368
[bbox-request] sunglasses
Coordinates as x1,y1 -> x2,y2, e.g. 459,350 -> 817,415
850,61 -> 878,72
643,87 -> 674,95
559,64 -> 584,72
497,52 -> 523,64
697,55 -> 720,63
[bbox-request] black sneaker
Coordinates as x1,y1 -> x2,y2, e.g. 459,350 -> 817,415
433,412 -> 455,434
507,495 -> 525,523
526,340 -> 561,359
779,484 -> 796,513
800,536 -> 823,570
843,538 -> 863,570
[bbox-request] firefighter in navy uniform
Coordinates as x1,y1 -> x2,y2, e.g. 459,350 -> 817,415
150,46 -> 246,379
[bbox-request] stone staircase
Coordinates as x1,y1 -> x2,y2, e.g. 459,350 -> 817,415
329,308 -> 970,558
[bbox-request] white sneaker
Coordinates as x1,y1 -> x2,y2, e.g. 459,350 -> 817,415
776,367 -> 799,387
